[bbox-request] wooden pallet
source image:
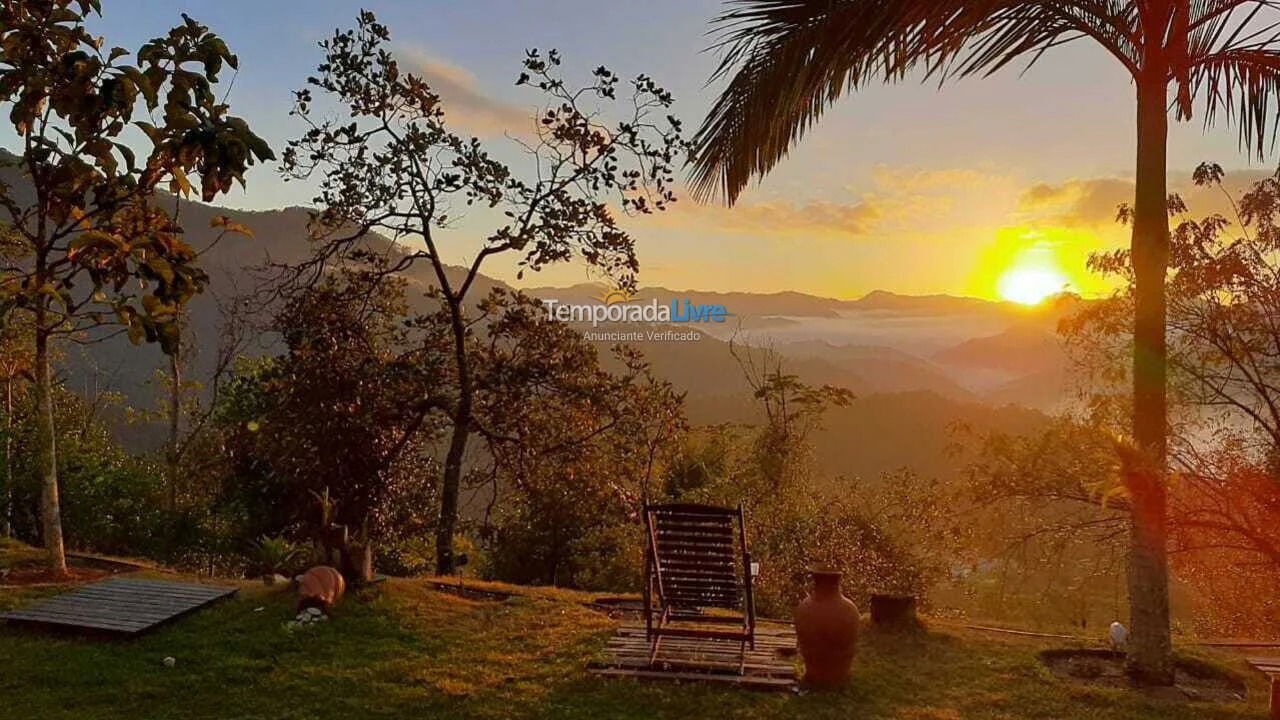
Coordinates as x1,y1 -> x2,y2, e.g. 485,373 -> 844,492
1,577 -> 237,636
589,622 -> 798,691
1246,658 -> 1280,720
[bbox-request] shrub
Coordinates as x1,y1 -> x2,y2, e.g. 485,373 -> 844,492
247,535 -> 306,577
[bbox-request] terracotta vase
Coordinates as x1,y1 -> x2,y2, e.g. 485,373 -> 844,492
794,569 -> 859,689
297,566 -> 346,613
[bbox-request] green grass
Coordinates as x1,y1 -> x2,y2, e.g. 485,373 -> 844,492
0,536 -> 45,568
0,573 -> 1271,720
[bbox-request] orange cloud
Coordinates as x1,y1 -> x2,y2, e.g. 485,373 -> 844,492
651,165 -> 1000,240
656,197 -> 885,238
1018,170 -> 1279,229
1018,178 -> 1134,227
398,49 -> 534,137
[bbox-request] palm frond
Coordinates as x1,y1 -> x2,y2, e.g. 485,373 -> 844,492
689,0 -> 1140,205
1187,47 -> 1280,155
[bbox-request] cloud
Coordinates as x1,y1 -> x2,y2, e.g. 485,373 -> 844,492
1018,178 -> 1135,227
397,49 -> 533,137
712,200 -> 883,235
653,165 -> 997,240
870,166 -> 1002,193
662,198 -> 885,238
1018,169 -> 1280,228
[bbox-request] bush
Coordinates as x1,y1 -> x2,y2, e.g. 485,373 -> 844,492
247,535 -> 306,577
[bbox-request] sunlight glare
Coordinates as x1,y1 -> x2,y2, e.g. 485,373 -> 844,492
998,266 -> 1068,305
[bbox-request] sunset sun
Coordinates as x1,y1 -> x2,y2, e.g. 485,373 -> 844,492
998,265 -> 1068,305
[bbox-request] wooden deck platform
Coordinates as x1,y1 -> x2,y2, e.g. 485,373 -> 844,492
1,577 -> 237,636
589,622 -> 798,691
1245,657 -> 1280,720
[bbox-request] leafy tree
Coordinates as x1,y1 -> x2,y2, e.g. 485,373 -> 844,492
960,416 -> 1130,630
0,312 -> 31,537
2,376 -> 163,558
0,3 -> 272,573
1068,165 -> 1280,635
687,0 -> 1280,683
123,283 -> 261,523
729,338 -> 854,490
216,268 -> 443,579
472,291 -> 686,587
281,11 -> 686,573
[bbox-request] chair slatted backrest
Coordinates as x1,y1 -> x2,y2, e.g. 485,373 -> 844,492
646,504 -> 744,610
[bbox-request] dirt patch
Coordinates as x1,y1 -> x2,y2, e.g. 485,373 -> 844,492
1041,648 -> 1249,704
0,557 -> 128,588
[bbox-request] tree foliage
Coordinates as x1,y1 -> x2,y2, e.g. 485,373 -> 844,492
216,269 -> 443,572
690,0 -> 1280,204
475,294 -> 687,587
1066,165 -> 1280,636
0,4 -> 273,348
0,0 -> 271,573
280,10 -> 687,574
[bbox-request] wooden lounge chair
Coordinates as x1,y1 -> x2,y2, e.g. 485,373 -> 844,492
642,503 -> 757,668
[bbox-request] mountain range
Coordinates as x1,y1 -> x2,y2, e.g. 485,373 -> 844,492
1,166 -> 1079,481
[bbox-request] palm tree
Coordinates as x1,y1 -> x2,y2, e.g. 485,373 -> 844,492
690,0 -> 1280,685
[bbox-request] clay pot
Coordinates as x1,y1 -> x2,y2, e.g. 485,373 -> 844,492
794,569 -> 859,689
297,566 -> 346,613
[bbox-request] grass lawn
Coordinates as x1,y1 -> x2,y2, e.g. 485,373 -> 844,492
0,536 -> 46,568
0,570 -> 1272,720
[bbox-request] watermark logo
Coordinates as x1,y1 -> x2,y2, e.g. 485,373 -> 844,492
595,287 -> 639,306
541,288 -> 730,327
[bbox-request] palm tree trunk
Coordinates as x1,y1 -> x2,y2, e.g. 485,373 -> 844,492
33,298 -> 66,575
1126,73 -> 1174,685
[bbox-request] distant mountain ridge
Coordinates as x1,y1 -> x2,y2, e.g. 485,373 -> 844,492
64,194 -> 1073,415
0,155 -> 1076,474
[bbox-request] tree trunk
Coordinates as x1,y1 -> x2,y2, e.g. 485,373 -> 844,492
2,377 -> 12,538
33,299 -> 66,575
1126,74 -> 1174,686
435,417 -> 469,575
435,299 -> 472,575
167,342 -> 181,511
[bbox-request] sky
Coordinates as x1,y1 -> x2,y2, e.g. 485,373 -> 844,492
28,0 -> 1280,302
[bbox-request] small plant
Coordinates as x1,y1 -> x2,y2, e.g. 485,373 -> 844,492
248,535 -> 305,578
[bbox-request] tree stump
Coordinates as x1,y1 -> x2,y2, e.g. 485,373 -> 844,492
870,594 -> 918,627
